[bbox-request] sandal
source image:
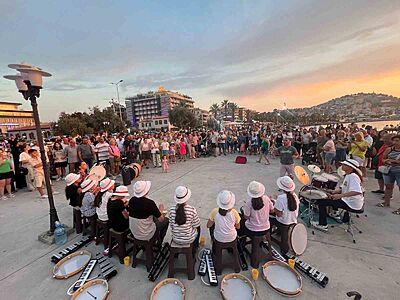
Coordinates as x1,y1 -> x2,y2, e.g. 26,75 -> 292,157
376,202 -> 390,208
392,209 -> 400,215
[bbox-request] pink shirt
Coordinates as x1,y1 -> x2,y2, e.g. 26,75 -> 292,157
243,195 -> 274,232
109,145 -> 120,158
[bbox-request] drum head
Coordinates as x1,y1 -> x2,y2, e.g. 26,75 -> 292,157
88,165 -> 106,181
72,279 -> 109,300
312,175 -> 328,182
289,223 -> 308,256
294,166 -> 311,185
220,273 -> 256,300
262,261 -> 302,296
321,173 -> 339,182
53,250 -> 91,279
299,189 -> 327,200
132,163 -> 142,174
150,278 -> 185,300
307,164 -> 321,174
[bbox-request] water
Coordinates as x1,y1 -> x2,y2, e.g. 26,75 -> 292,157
54,221 -> 67,245
312,120 -> 400,131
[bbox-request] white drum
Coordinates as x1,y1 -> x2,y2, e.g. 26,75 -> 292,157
288,223 -> 308,256
262,261 -> 302,296
53,250 -> 91,279
88,164 -> 106,181
299,189 -> 328,200
71,279 -> 109,300
220,273 -> 256,300
150,278 -> 186,300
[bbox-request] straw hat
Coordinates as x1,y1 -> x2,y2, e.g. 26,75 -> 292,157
247,181 -> 265,198
276,176 -> 296,192
65,173 -> 80,186
81,179 -> 97,193
112,185 -> 130,197
216,190 -> 236,210
100,178 -> 115,193
133,180 -> 151,198
341,159 -> 362,176
174,186 -> 192,204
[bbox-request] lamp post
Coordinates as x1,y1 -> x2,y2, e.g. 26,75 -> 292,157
110,80 -> 123,120
4,62 -> 59,234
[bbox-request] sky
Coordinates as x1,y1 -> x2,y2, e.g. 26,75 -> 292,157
0,0 -> 400,121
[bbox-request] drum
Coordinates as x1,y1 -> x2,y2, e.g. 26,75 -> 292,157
88,164 -> 106,181
299,189 -> 328,200
311,175 -> 328,189
71,279 -> 109,300
132,163 -> 142,178
53,250 -> 92,279
150,278 -> 186,300
288,223 -> 308,256
220,273 -> 256,300
262,261 -> 302,296
321,173 -> 339,190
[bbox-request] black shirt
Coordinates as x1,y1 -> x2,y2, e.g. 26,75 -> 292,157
65,185 -> 81,207
107,199 -> 129,232
128,196 -> 161,219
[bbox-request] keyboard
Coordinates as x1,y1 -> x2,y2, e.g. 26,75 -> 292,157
206,252 -> 218,286
67,259 -> 97,295
198,249 -> 211,276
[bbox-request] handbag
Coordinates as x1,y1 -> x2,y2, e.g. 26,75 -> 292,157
378,165 -> 391,174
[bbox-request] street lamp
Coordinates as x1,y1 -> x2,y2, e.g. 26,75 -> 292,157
4,62 -> 59,234
110,80 -> 123,120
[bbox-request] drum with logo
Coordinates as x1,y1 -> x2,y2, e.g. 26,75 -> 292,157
220,273 -> 256,300
262,260 -> 302,296
150,278 -> 186,300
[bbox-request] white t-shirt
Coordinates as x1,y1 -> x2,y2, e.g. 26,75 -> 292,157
341,173 -> 364,210
161,142 -> 170,151
274,193 -> 300,225
209,208 -> 241,243
19,152 -> 31,166
96,191 -> 112,221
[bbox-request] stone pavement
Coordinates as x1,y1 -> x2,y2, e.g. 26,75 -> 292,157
0,155 -> 399,300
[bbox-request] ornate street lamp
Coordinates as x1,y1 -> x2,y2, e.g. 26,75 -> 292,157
110,80 -> 123,121
4,62 -> 59,234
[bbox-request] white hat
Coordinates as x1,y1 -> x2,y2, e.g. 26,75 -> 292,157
216,190 -> 236,210
247,181 -> 265,198
100,178 -> 115,193
133,180 -> 151,198
65,173 -> 80,186
276,176 -> 295,192
341,159 -> 362,176
112,185 -> 130,197
81,179 -> 97,193
174,186 -> 192,204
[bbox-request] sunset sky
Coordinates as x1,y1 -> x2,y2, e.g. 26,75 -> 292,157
1,0 -> 400,120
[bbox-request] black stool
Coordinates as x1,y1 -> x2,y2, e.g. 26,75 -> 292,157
168,241 -> 195,280
95,219 -> 110,249
131,236 -> 155,271
344,207 -> 365,244
212,239 -> 240,275
108,228 -> 131,264
73,209 -> 83,234
82,215 -> 96,238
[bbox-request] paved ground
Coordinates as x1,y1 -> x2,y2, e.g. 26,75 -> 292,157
0,155 -> 399,300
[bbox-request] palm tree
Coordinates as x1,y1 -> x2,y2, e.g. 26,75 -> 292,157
220,99 -> 229,120
209,103 -> 220,117
229,102 -> 238,121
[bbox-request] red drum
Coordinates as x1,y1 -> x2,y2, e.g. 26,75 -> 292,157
321,173 -> 339,190
311,175 -> 328,189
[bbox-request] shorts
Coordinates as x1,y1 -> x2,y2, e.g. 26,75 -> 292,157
374,169 -> 383,180
211,143 -> 217,149
383,171 -> 400,186
324,152 -> 335,165
261,148 -> 269,155
142,151 -> 151,160
335,148 -> 347,162
352,156 -> 364,166
54,161 -> 67,168
280,164 -> 295,177
0,171 -> 13,180
34,174 -> 45,188
162,150 -> 169,156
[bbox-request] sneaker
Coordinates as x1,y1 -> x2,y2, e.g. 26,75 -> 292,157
7,193 -> 16,199
56,177 -> 62,181
1,196 -> 7,201
328,212 -> 342,222
40,195 -> 48,199
371,190 -> 384,194
311,221 -> 328,232
53,191 -> 60,195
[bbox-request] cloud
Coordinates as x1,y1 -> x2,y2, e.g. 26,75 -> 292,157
46,82 -> 107,92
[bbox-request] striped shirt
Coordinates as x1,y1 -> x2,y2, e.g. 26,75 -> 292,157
168,204 -> 201,245
95,142 -> 110,161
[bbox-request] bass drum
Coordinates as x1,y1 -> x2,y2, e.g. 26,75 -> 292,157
131,163 -> 142,178
288,223 -> 308,256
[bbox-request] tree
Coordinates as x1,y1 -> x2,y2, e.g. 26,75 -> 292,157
169,106 -> 199,129
209,103 -> 219,117
206,116 -> 220,130
220,99 -> 229,120
229,102 -> 238,121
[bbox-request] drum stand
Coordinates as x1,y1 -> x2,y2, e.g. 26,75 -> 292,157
299,198 -> 316,226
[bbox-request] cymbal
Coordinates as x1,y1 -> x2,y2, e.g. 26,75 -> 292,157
295,165 -> 311,185
308,164 -> 321,174
337,166 -> 346,178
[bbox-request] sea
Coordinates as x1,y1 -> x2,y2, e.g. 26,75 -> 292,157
315,120 -> 400,131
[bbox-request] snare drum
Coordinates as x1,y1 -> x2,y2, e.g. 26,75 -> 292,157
299,189 -> 328,200
88,164 -> 106,181
311,175 -> 328,189
71,279 -> 109,300
220,273 -> 256,300
321,173 -> 339,190
262,261 -> 302,296
288,223 -> 308,256
150,278 -> 186,300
